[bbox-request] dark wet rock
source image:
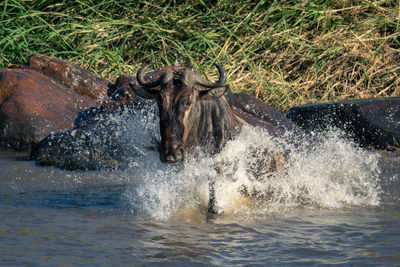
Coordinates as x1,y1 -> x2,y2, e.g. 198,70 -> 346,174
286,97 -> 400,150
31,126 -> 124,170
24,53 -> 110,103
74,107 -> 102,128
0,69 -> 97,150
225,91 -> 301,137
30,98 -> 158,170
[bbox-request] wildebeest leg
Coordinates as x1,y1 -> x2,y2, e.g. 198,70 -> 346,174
208,178 -> 218,214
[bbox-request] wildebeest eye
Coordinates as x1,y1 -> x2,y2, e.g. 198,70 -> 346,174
179,98 -> 191,107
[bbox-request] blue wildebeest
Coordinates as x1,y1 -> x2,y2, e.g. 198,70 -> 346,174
129,63 -> 296,213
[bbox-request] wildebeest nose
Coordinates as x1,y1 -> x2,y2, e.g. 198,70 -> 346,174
163,148 -> 184,164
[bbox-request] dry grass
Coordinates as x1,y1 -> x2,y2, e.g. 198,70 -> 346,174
227,1 -> 400,110
1,0 -> 399,112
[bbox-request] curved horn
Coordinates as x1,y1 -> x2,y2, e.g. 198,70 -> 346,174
195,63 -> 226,88
137,63 -> 170,88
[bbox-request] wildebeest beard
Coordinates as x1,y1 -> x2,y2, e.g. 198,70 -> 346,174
129,63 -> 242,164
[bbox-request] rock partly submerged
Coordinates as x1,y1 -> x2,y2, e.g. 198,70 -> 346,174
0,70 -> 96,150
30,97 -> 157,171
0,54 -> 110,151
286,98 -> 400,150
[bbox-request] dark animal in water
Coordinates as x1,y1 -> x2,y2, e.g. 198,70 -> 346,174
129,63 -> 292,213
130,63 -> 240,164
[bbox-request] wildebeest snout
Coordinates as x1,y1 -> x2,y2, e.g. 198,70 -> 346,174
160,142 -> 184,164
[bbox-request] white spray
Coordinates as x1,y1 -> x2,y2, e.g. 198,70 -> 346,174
121,106 -> 381,221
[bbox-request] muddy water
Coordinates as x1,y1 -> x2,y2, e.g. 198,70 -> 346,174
0,124 -> 399,265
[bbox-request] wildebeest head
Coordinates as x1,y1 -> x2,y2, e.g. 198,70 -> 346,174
129,63 -> 231,164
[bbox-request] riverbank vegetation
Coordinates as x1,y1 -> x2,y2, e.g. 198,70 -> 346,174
1,0 -> 399,111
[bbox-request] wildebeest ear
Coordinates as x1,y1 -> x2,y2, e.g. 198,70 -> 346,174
129,82 -> 158,99
198,86 -> 228,101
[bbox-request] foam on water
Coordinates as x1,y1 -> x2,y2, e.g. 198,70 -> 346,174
120,105 -> 382,221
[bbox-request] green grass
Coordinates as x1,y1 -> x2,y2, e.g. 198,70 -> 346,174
1,0 -> 399,112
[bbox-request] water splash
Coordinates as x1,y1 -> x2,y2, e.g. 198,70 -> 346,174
0,101 -> 383,221
121,107 -> 382,221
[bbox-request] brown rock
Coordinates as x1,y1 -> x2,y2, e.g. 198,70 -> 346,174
26,53 -> 109,103
0,69 -> 97,150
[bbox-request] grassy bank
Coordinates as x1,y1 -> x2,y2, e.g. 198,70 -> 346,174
1,0 -> 399,112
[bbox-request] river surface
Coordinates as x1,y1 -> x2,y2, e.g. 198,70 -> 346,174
0,125 -> 399,266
